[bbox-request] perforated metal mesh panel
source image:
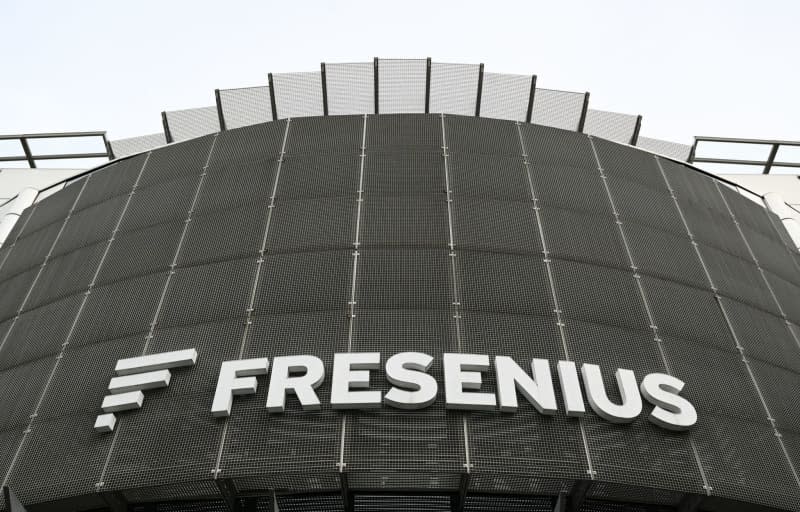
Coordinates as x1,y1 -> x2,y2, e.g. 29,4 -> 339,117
218,86 -> 273,129
479,72 -> 530,121
165,107 -> 220,142
326,62 -> 374,115
273,72 -> 324,119
531,88 -> 584,131
584,109 -> 638,144
1,115 -> 800,512
636,136 -> 691,162
378,59 -> 426,114
429,62 -> 479,116
110,133 -> 167,158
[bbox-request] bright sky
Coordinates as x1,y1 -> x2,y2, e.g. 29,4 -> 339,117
2,0 -> 798,147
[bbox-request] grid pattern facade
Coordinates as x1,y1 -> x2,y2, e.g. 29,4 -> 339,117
1,116 -> 799,512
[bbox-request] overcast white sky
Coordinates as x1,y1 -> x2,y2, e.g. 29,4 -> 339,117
2,0 -> 798,146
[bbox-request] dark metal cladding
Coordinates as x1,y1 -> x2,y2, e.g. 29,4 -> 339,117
0,115 -> 799,512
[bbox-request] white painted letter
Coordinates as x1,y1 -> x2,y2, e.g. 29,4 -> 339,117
331,352 -> 382,409
581,364 -> 641,423
384,352 -> 437,410
443,353 -> 496,411
640,373 -> 697,431
495,356 -> 557,414
266,355 -> 325,412
557,360 -> 586,417
211,358 -> 269,417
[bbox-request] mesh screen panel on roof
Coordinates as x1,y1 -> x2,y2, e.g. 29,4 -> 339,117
429,62 -> 479,116
272,72 -> 324,119
110,133 -> 167,158
326,62 -> 374,115
531,88 -> 584,131
479,72 -> 530,122
165,106 -> 220,142
218,86 -> 273,129
636,136 -> 691,161
584,109 -> 638,144
378,59 -> 427,114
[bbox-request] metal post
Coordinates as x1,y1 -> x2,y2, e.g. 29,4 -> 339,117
3,486 -> 27,512
687,137 -> 698,164
677,494 -> 704,512
526,75 -> 537,123
101,132 -> 113,160
19,138 -> 35,168
373,57 -> 379,114
567,480 -> 592,512
215,89 -> 227,132
630,115 -> 643,145
764,143 -> 780,174
474,63 -> 484,117
425,57 -> 432,114
215,478 -> 238,512
577,92 -> 590,133
268,73 -> 278,121
161,112 -> 173,144
321,62 -> 329,116
339,472 -> 354,512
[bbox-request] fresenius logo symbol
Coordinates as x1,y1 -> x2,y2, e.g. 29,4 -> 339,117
94,349 -> 198,432
95,350 -> 697,432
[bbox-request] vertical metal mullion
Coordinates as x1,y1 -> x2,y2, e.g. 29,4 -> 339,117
515,122 -> 596,480
373,58 -> 379,115
215,89 -> 227,132
211,119 -> 292,479
96,134 -> 220,488
630,115 -> 642,146
321,62 -> 329,116
474,63 -> 484,117
161,112 -> 173,144
525,75 -> 537,124
587,137 -> 711,494
425,58 -> 432,114
268,73 -> 278,121
656,154 -> 800,494
439,114 -> 471,481
337,114 -> 368,479
577,92 -> 590,133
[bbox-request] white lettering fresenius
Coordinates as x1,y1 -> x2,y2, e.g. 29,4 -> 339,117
97,349 -> 699,432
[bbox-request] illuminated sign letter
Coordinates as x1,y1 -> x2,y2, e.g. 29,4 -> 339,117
557,360 -> 586,417
640,373 -> 697,431
581,364 -> 642,423
443,353 -> 496,411
266,355 -> 325,412
495,356 -> 557,414
331,352 -> 382,409
384,352 -> 437,410
211,358 -> 269,417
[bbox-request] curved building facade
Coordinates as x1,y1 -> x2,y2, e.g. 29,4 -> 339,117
1,115 -> 800,512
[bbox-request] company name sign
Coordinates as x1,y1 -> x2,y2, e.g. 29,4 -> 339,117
94,349 -> 697,433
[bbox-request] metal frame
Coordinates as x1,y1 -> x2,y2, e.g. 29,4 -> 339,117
689,136 -> 800,174
0,131 -> 112,167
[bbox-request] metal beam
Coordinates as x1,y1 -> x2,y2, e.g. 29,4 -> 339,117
694,135 -> 800,146
3,486 -> 27,512
577,92 -> 590,133
553,491 -> 567,512
268,73 -> 278,121
215,89 -> 227,131
18,138 -> 35,168
374,57 -> 379,115
0,152 -> 110,163
451,472 -> 470,512
425,57 -> 432,114
0,131 -> 107,140
340,472 -> 354,512
691,157 -> 800,168
475,63 -> 484,117
161,111 -> 173,144
630,115 -> 642,145
763,143 -> 779,174
526,74 -> 537,123
677,493 -> 704,512
321,62 -> 329,116
216,477 -> 238,512
567,480 -> 592,512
